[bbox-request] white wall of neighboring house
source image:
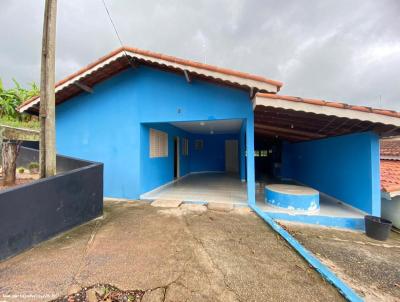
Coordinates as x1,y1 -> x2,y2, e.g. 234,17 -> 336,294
381,195 -> 400,228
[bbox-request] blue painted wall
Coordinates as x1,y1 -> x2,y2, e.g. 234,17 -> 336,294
140,123 -> 191,194
56,65 -> 253,199
246,118 -> 256,205
56,73 -> 141,199
189,133 -> 239,173
281,132 -> 380,215
239,122 -> 246,181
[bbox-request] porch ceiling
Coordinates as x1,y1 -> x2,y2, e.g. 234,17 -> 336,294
254,93 -> 400,142
254,106 -> 400,142
171,119 -> 242,134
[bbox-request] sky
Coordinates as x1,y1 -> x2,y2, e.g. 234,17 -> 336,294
1,0 -> 399,110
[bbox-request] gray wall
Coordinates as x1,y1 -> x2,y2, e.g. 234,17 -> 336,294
0,148 -> 103,260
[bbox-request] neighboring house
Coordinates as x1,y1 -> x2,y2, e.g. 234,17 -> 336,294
381,138 -> 400,228
18,46 -> 400,220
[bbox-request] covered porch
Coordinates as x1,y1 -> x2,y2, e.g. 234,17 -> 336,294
251,93 -> 400,230
139,92 -> 400,230
139,118 -> 254,204
142,172 -> 247,205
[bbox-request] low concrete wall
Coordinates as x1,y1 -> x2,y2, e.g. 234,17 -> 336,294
16,147 -> 89,173
0,148 -> 103,260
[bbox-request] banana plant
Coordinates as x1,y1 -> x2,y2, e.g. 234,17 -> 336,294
0,78 -> 39,120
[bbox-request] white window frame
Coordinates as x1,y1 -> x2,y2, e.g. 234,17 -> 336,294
150,128 -> 168,158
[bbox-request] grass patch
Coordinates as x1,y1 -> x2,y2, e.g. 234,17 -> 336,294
0,117 -> 39,130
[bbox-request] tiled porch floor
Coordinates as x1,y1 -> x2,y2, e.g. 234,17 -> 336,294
142,172 -> 248,204
255,182 -> 365,218
142,173 -> 365,227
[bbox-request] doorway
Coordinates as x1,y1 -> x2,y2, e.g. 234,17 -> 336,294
225,139 -> 239,173
174,137 -> 180,179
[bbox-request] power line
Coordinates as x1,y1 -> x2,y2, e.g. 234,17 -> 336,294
100,0 -> 134,65
101,0 -> 124,48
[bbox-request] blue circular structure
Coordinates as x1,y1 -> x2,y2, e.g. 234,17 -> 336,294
265,184 -> 319,212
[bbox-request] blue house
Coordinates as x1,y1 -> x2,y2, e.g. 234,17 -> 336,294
19,46 -> 400,229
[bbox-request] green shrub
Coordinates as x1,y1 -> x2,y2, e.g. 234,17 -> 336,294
28,162 -> 39,172
17,167 -> 25,173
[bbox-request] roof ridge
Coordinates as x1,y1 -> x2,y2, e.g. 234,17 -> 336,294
122,46 -> 283,87
18,46 -> 283,111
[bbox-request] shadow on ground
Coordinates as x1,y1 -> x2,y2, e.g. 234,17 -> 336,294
0,200 -> 343,302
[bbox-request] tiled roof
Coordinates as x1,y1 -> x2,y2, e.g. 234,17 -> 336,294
381,139 -> 400,157
18,46 -> 283,111
381,160 -> 400,193
52,46 -> 284,89
256,93 -> 400,119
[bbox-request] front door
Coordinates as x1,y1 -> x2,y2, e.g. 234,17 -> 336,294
225,140 -> 239,173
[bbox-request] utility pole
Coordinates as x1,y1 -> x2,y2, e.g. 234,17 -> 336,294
39,0 -> 57,178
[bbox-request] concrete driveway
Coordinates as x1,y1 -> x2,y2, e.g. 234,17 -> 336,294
0,200 -> 343,302
282,222 -> 400,302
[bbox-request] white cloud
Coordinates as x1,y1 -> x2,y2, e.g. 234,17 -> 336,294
0,0 -> 399,110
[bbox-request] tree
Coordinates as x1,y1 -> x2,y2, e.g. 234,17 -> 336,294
1,135 -> 20,186
0,79 -> 39,186
0,78 -> 39,121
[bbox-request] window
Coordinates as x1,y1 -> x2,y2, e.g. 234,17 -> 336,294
254,150 -> 268,157
182,138 -> 189,156
150,128 -> 168,158
195,139 -> 204,150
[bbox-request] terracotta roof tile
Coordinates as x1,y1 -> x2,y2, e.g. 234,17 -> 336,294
350,105 -> 372,113
381,139 -> 400,157
381,160 -> 400,192
325,102 -> 345,109
373,109 -> 399,118
106,46 -> 283,86
303,98 -> 326,106
257,93 -> 400,119
18,46 -> 283,111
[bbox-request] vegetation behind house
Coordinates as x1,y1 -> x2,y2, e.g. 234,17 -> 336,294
0,78 -> 39,129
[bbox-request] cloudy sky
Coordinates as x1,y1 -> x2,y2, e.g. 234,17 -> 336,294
1,0 -> 399,110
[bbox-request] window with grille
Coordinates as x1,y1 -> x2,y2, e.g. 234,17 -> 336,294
195,139 -> 204,150
150,128 -> 168,158
182,138 -> 189,156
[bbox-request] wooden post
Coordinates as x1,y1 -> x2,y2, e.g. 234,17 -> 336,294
1,141 -> 20,186
39,0 -> 57,178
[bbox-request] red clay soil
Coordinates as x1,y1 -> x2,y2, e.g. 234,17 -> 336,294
0,178 -> 35,190
0,172 -> 39,191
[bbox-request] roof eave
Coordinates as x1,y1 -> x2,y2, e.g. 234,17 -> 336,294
18,47 -> 283,113
255,94 -> 400,128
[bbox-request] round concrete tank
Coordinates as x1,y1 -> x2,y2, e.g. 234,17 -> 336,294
265,184 -> 319,213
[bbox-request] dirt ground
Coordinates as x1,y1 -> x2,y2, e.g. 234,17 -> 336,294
0,200 -> 344,302
0,170 -> 39,191
281,221 -> 400,302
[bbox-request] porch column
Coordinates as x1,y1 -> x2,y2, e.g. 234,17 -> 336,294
246,117 -> 256,205
370,134 -> 381,216
239,121 -> 246,181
